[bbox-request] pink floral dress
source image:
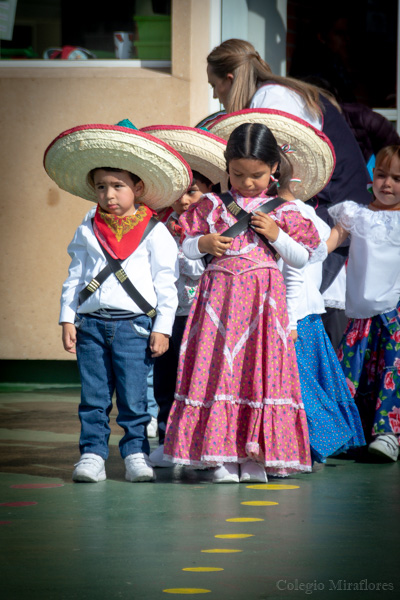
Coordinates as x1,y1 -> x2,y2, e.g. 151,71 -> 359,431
163,190 -> 321,476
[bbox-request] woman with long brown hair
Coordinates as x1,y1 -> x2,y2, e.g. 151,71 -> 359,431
206,38 -> 371,346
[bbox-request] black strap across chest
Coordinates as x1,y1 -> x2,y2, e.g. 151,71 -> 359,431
78,216 -> 158,318
203,192 -> 287,265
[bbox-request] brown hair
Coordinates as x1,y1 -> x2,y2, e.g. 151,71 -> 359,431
374,145 -> 400,170
207,39 -> 339,116
88,167 -> 141,186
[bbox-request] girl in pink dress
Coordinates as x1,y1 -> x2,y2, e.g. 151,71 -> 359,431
164,122 -> 323,482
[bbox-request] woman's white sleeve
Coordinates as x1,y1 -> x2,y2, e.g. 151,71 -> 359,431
269,229 -> 309,268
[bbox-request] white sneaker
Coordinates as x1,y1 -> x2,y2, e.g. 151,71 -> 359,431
368,434 -> 399,461
72,453 -> 106,483
149,444 -> 173,467
213,463 -> 239,483
147,417 -> 158,439
125,452 -> 155,482
240,461 -> 268,483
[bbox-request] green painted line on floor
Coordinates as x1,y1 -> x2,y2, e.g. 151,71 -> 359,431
0,396 -> 80,405
0,429 -> 120,445
32,464 -> 72,472
0,443 -> 57,449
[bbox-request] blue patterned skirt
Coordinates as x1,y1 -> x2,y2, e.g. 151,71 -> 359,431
337,302 -> 400,444
295,314 -> 366,462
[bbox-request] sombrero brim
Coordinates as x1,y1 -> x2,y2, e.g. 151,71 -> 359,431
209,109 -> 336,201
44,124 -> 192,211
141,125 -> 229,191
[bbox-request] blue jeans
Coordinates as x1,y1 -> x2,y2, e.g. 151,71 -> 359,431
146,365 -> 158,419
75,313 -> 154,459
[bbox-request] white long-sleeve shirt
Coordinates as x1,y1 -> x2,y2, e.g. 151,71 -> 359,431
165,211 -> 205,316
60,208 -> 179,335
279,201 -> 331,329
250,84 -> 323,130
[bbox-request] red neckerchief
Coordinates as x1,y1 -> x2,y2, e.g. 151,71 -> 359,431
166,213 -> 185,244
93,204 -> 154,260
157,206 -> 174,223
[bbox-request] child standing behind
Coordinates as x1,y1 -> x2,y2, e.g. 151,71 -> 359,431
328,145 -> 400,462
164,113 -> 334,482
278,198 -> 366,463
140,125 -> 229,466
150,177 -> 206,466
44,120 -> 191,482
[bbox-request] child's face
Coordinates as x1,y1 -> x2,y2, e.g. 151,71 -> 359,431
373,156 -> 400,207
92,170 -> 144,217
228,158 -> 278,197
172,183 -> 204,215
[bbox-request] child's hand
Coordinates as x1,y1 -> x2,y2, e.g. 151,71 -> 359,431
150,332 -> 169,357
198,233 -> 233,257
62,322 -> 77,354
250,212 -> 280,242
291,330 -> 298,343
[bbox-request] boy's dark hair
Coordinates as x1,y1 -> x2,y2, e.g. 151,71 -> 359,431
88,167 -> 141,186
192,170 -> 213,189
225,122 -> 293,194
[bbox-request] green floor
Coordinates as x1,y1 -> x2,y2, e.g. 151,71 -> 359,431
0,386 -> 399,600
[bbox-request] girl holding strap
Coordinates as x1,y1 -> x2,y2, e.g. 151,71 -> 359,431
164,113 -> 332,482
210,109 -> 366,466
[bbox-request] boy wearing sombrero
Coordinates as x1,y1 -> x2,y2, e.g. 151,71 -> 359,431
44,120 -> 191,483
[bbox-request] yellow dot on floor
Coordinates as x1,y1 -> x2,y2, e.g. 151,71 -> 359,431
241,501 -> 279,506
214,534 -> 254,539
182,568 -> 224,572
201,549 -> 242,553
163,589 -> 211,594
226,517 -> 264,522
246,484 -> 300,490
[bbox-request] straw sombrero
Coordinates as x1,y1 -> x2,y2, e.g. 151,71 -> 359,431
44,119 -> 192,211
209,109 -> 336,201
140,125 -> 229,191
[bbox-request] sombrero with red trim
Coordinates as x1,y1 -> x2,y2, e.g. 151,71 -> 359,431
44,119 -> 192,210
141,125 -> 229,191
209,109 -> 336,201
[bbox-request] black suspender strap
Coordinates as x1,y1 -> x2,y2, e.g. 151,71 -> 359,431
203,193 -> 287,265
78,216 -> 158,318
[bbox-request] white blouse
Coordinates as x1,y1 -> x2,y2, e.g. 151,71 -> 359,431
60,207 -> 179,335
250,84 -> 323,130
328,201 -> 400,318
279,201 -> 331,328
